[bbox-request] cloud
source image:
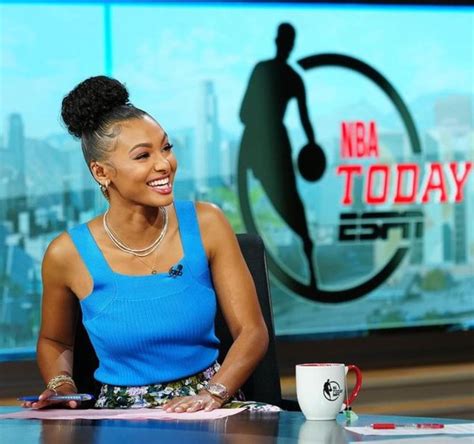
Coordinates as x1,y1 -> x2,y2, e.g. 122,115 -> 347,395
404,41 -> 473,99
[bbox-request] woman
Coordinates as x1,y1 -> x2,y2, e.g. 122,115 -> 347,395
23,75 -> 271,412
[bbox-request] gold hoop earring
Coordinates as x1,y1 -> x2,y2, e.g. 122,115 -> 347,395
100,180 -> 110,200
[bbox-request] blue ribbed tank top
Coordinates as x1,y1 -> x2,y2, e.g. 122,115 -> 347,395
68,201 -> 220,386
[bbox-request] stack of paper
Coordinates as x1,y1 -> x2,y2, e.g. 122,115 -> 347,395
0,407 -> 246,421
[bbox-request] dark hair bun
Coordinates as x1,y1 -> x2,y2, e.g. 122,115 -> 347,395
61,76 -> 130,137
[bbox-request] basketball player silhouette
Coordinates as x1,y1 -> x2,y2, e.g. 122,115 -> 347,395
239,23 -> 318,288
323,379 -> 332,398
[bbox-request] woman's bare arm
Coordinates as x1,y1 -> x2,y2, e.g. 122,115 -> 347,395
199,203 -> 269,395
26,234 -> 80,409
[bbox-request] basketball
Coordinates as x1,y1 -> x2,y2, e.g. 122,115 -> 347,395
297,142 -> 327,182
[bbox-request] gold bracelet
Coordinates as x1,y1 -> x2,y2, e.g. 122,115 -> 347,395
46,375 -> 77,392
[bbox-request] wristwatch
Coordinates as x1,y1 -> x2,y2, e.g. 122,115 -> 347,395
205,383 -> 230,402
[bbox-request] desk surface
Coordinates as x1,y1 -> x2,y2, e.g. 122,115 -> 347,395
0,407 -> 471,444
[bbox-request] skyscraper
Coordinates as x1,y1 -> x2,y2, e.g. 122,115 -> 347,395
172,128 -> 195,180
454,199 -> 468,265
442,222 -> 453,262
5,114 -> 27,206
195,80 -> 221,193
453,151 -> 468,265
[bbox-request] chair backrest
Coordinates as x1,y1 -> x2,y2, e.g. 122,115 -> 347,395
73,233 -> 282,406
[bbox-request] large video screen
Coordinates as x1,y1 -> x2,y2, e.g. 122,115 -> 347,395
0,1 -> 473,358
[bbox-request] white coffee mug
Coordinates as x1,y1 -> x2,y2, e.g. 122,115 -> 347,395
296,363 -> 362,421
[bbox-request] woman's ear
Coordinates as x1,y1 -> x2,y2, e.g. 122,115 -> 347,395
90,161 -> 109,185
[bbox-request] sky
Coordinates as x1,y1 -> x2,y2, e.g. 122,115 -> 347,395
1,2 -> 473,139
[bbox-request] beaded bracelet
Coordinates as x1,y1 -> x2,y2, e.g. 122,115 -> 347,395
46,375 -> 77,392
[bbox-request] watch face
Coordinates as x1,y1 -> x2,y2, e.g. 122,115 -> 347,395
207,383 -> 228,399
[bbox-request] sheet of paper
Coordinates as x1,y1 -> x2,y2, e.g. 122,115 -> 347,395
0,407 -> 246,421
345,423 -> 474,436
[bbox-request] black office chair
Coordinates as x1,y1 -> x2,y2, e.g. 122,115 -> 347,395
73,233 -> 299,410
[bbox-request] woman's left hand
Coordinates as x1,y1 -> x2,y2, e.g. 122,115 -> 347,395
162,391 -> 223,413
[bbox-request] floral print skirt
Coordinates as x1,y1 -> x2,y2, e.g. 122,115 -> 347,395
95,361 -> 281,412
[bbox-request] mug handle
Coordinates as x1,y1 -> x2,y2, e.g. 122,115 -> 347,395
342,364 -> 362,409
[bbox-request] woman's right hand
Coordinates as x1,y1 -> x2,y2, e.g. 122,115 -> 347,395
21,385 -> 79,410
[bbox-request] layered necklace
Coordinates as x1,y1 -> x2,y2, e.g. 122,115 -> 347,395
103,206 -> 168,274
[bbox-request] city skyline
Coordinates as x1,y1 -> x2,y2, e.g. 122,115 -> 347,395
1,89 -> 472,340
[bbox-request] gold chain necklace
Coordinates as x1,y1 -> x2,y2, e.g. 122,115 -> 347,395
103,206 -> 168,257
133,248 -> 161,275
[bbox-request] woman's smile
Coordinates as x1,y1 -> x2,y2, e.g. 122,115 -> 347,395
147,176 -> 173,194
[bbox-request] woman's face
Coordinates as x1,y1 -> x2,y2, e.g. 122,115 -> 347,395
100,115 -> 177,208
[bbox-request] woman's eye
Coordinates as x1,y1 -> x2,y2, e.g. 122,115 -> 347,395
135,153 -> 150,160
162,143 -> 173,152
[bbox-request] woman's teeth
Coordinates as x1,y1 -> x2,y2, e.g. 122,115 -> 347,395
148,178 -> 170,188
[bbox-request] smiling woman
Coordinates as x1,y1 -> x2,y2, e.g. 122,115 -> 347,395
23,76 -> 276,413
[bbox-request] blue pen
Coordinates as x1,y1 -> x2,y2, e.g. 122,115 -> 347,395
18,394 -> 95,402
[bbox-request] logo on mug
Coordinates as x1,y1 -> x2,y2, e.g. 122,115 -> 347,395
323,379 -> 343,401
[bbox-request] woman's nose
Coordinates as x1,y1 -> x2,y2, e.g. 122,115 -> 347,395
153,153 -> 170,172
